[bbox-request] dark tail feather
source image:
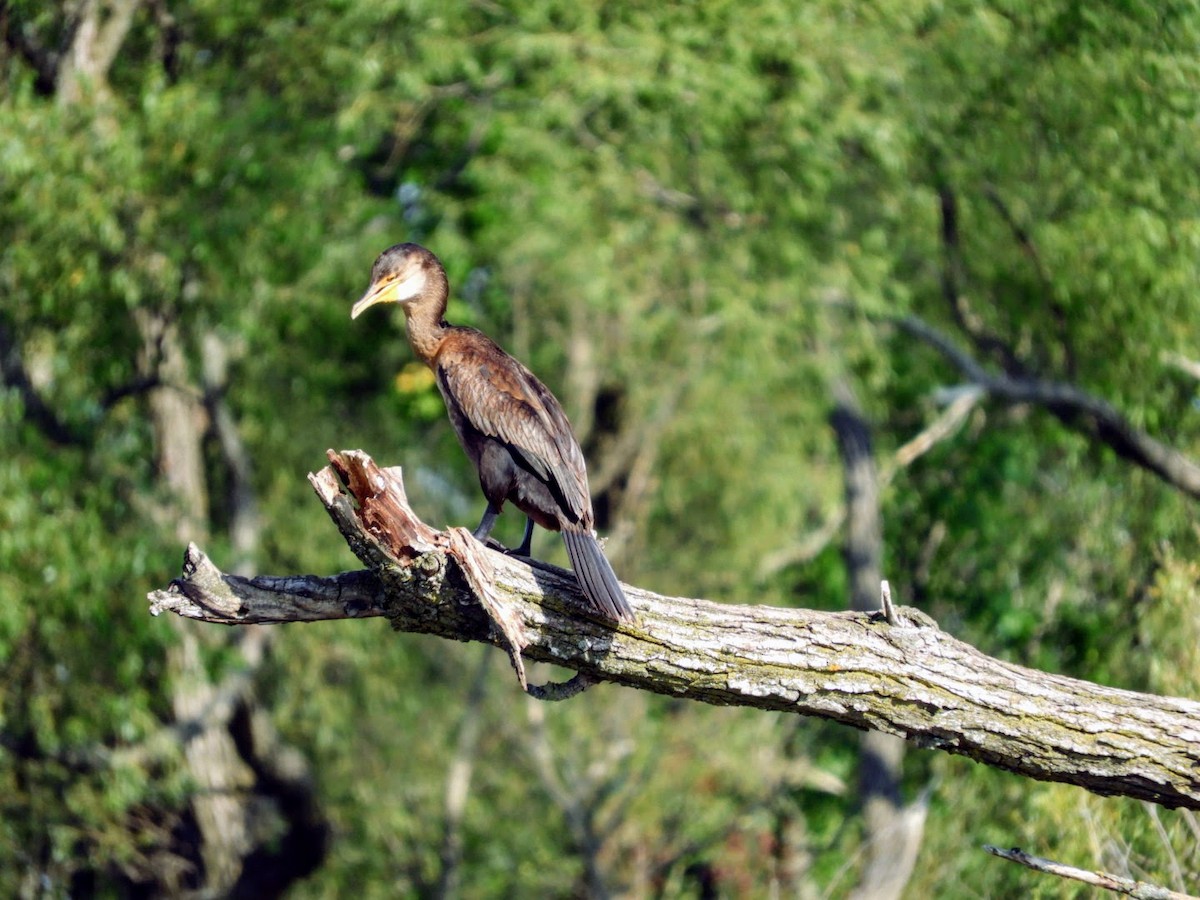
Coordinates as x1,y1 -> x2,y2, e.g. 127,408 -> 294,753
562,527 -> 633,622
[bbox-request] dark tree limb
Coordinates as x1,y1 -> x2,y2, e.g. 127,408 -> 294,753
148,450 -> 1200,812
894,314 -> 1200,501
935,182 -> 1027,376
100,375 -> 163,409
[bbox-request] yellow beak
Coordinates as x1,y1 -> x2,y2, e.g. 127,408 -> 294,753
350,279 -> 393,320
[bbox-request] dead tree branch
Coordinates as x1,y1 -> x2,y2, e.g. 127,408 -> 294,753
894,314 -> 1200,501
148,450 -> 1200,812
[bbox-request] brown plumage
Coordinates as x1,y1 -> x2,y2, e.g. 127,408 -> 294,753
352,243 -> 633,623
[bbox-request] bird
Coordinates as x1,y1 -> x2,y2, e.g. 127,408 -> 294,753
351,243 -> 633,623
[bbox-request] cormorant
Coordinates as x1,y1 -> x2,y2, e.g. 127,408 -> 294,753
352,243 -> 633,623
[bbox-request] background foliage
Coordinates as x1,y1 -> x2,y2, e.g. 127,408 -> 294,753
2,0 -> 1198,896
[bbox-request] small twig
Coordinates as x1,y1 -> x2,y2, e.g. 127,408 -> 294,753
1143,802 -> 1188,892
983,845 -> 1199,899
880,580 -> 898,626
886,386 -> 983,474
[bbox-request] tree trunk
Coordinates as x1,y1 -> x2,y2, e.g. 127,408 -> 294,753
57,0 -> 142,105
138,311 -> 255,893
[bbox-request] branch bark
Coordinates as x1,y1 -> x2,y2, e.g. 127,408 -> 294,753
148,450 -> 1200,812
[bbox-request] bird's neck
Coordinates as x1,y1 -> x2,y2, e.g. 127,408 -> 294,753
402,281 -> 450,365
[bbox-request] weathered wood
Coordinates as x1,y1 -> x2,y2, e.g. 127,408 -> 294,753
149,545 -> 386,624
147,450 -> 1200,811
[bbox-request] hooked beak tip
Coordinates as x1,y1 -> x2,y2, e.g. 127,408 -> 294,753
351,283 -> 388,320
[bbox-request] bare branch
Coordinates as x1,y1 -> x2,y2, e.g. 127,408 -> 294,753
149,544 -> 387,624
148,450 -> 1200,811
980,183 -> 1074,374
89,0 -> 140,81
755,513 -> 845,577
99,374 -> 163,407
895,313 -> 1200,501
879,581 -> 898,627
57,0 -> 142,104
1143,802 -> 1188,892
983,845 -> 1198,899
888,386 -> 983,472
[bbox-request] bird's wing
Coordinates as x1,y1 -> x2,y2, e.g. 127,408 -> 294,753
435,331 -> 591,522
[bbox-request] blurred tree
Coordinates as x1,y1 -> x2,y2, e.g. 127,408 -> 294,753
0,0 -> 363,892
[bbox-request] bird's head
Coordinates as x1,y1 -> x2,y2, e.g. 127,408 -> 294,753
351,243 -> 442,319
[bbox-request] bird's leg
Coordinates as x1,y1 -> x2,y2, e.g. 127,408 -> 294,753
472,503 -> 502,543
512,517 -> 535,557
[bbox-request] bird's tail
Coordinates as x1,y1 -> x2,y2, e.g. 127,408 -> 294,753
562,526 -> 633,622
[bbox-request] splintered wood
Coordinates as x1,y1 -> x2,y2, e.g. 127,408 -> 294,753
314,449 -> 437,562
314,449 -> 530,688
